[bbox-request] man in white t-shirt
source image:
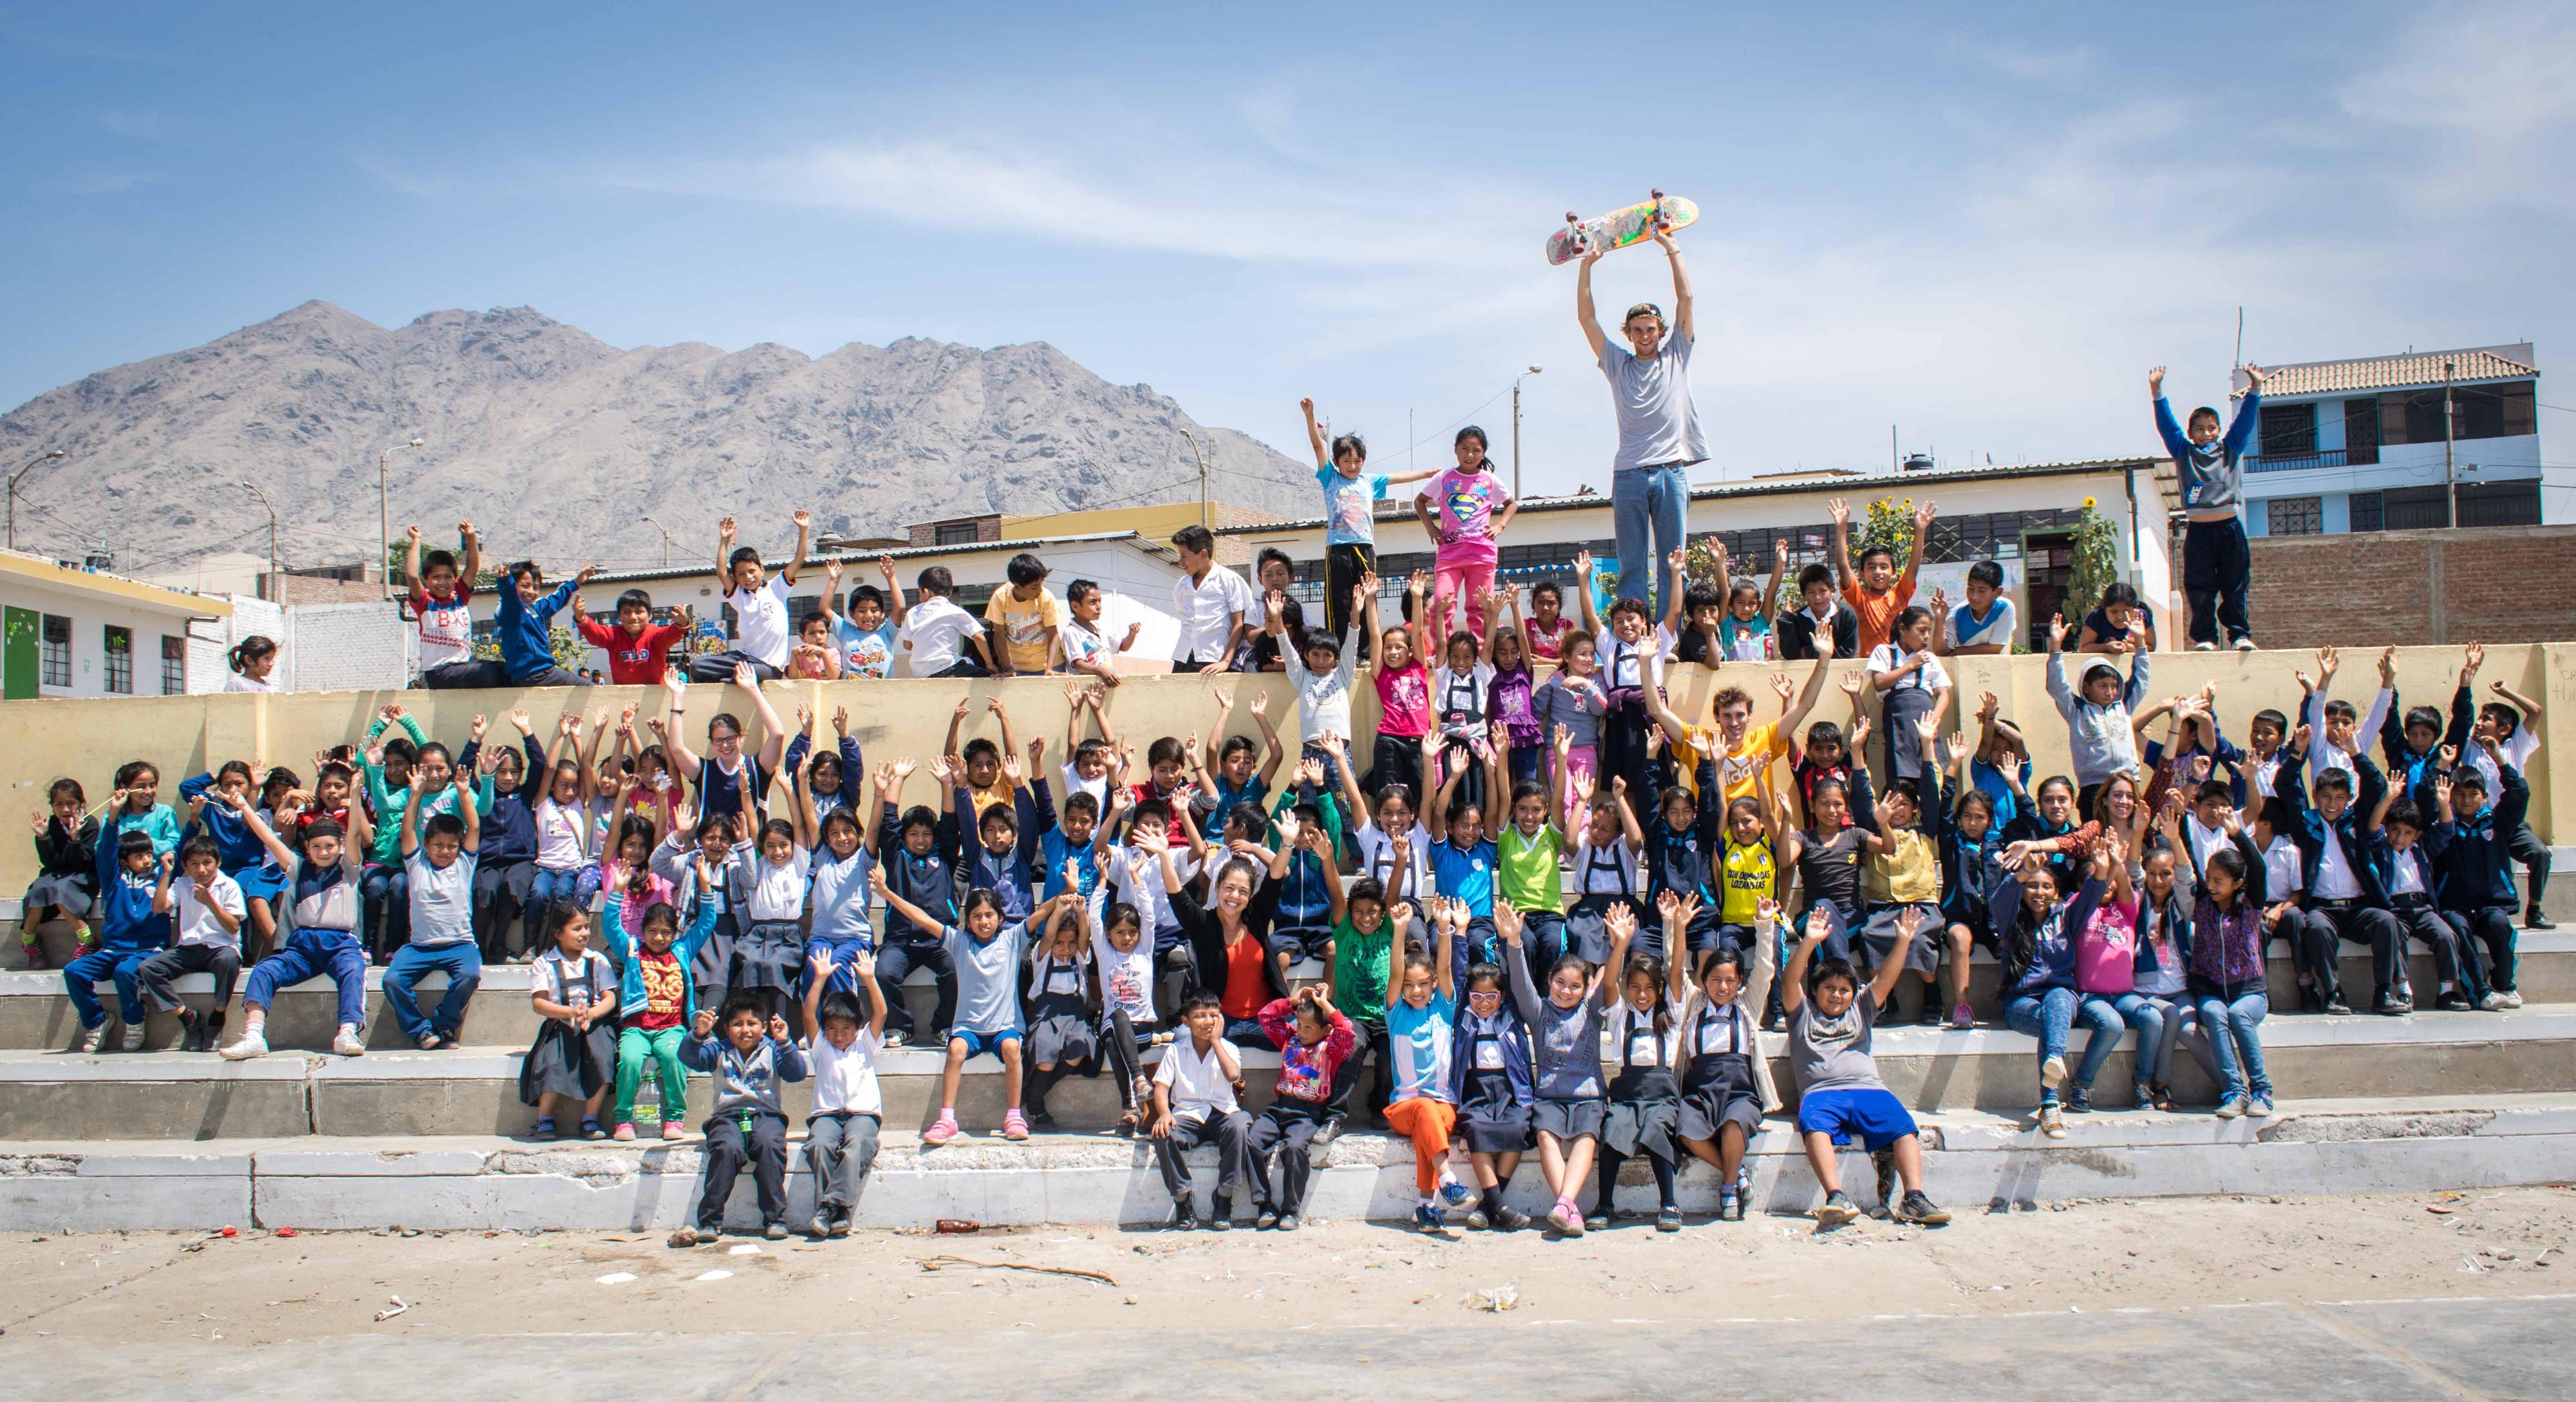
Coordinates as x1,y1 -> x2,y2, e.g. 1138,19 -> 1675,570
1168,525 -> 1254,673
689,511 -> 809,682
1578,223 -> 1704,623
1150,991 -> 1254,1228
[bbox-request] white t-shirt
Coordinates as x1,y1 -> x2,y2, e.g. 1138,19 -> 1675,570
898,595 -> 983,676
727,576 -> 793,669
1061,762 -> 1109,812
1108,843 -> 1201,933
535,947 -> 614,1007
533,797 -> 587,872
1154,1036 -> 1240,1120
1085,879 -> 1157,1024
1170,566 -> 1254,665
174,871 -> 246,950
746,847 -> 812,923
809,1028 -> 885,1117
2462,728 -> 2542,799
225,673 -> 276,693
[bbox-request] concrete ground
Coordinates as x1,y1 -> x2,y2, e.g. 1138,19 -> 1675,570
6,1188 -> 2575,1397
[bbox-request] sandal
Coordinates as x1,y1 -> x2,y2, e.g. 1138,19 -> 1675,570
2149,1081 -> 2174,1113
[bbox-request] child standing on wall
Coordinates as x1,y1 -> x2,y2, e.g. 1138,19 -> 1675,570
1305,397 -> 1434,646
1831,496 -> 1937,654
2150,362 -> 2265,651
1415,427 -> 1517,641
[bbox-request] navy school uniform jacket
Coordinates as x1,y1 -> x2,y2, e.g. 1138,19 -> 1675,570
784,731 -> 866,830
1992,872 -> 2107,999
1774,604 -> 1860,661
877,799 -> 962,940
2378,683 -> 2475,814
2358,817 -> 2437,913
2426,761 -> 2530,912
179,773 -> 275,879
1448,1000 -> 1535,1108
1643,757 -> 1723,904
2274,742 -> 2392,906
92,810 -> 170,951
34,814 -> 99,898
955,781 -> 1055,924
456,733 -> 546,863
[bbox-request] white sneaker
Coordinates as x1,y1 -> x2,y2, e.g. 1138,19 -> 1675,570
333,1024 -> 366,1057
2233,637 -> 2257,652
2500,989 -> 2524,1010
219,1029 -> 270,1061
2191,641 -> 2216,652
2479,991 -> 2510,1011
76,1024 -> 106,1054
119,1022 -> 147,1052
2039,1106 -> 2067,1139
2039,1054 -> 2067,1091
417,1032 -> 441,1050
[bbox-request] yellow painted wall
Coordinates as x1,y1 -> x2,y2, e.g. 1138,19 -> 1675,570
1000,502 -> 1207,541
1,643 -> 2565,889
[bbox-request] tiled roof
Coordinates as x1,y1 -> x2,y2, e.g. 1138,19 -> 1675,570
580,530 -> 1169,587
2243,345 -> 2537,398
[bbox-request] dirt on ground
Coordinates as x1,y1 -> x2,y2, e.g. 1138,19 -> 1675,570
5,1187 -> 2572,1345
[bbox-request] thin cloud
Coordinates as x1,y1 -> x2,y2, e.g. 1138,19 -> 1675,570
1978,42 -> 2095,85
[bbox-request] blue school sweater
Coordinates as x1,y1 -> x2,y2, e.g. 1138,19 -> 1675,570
496,577 -> 580,682
92,812 -> 170,951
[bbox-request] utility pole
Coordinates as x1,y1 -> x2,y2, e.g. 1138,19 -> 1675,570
1890,425 -> 1898,474
642,515 -> 674,568
2443,360 -> 2458,528
6,449 -> 66,549
1512,366 -> 1542,500
241,481 -> 280,602
379,437 -> 424,596
1179,429 -> 1210,531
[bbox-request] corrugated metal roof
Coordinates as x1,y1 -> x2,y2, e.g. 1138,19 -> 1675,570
579,530 -> 1171,587
1216,457 -> 2165,535
2241,345 -> 2538,398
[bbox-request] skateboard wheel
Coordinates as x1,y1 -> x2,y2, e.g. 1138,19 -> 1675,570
1564,211 -> 1579,224
1651,187 -> 1664,200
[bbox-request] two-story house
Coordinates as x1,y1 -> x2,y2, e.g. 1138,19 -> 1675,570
2232,343 -> 2548,536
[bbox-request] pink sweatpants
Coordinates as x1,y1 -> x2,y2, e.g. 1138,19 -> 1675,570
1432,555 -> 1495,642
1557,744 -> 1598,813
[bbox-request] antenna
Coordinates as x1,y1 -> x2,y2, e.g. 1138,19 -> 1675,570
2233,306 -> 2245,371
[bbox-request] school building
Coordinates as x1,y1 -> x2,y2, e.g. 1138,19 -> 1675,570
2233,343 -> 2557,537
0,547 -> 233,700
1222,457 -> 2179,653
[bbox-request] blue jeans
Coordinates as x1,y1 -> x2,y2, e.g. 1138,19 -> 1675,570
1612,462 -> 1689,620
2196,989 -> 2271,1101
529,865 -> 586,920
2003,985 -> 2122,1106
361,864 -> 409,957
2113,991 -> 2186,1087
384,940 -> 482,1040
64,946 -> 156,1028
244,928 -> 369,1030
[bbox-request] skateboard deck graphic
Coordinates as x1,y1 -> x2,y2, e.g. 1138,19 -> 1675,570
1546,190 -> 1698,266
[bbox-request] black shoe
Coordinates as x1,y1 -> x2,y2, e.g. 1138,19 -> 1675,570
1583,1211 -> 1611,1232
1655,1206 -> 1682,1232
2298,985 -> 2325,1015
1206,1213 -> 1230,1232
2528,909 -> 2557,932
1024,1107 -> 1059,1134
1894,1190 -> 1952,1226
1493,1205 -> 1532,1232
803,1214 -> 832,1240
2375,992 -> 2413,1016
1275,1212 -> 1299,1232
1255,1207 -> 1279,1230
1170,1201 -> 1199,1231
763,1221 -> 788,1240
1915,999 -> 1945,1027
827,1211 -> 852,1239
1872,1148 -> 1896,1211
2323,996 -> 2353,1016
2438,991 -> 2475,1012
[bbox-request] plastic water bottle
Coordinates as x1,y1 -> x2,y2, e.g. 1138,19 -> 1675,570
633,1067 -> 661,1126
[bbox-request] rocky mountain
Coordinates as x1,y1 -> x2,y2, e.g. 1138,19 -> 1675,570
0,302 -> 1309,575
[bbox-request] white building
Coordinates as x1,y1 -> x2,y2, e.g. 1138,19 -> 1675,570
2232,343 -> 2551,536
0,548 -> 233,699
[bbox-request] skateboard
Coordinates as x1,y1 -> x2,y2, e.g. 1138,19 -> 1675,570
1545,189 -> 1698,266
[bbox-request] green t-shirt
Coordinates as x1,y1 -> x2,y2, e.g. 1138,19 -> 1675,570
1497,822 -> 1564,913
1331,917 -> 1393,1027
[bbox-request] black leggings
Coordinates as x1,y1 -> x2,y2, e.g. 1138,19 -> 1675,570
1595,1142 -> 1677,1215
136,942 -> 243,1014
1105,1009 -> 1148,1110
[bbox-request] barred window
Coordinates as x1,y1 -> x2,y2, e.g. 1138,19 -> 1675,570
2265,496 -> 2324,537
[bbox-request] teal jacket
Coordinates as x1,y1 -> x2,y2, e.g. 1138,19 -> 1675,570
600,888 -> 720,1028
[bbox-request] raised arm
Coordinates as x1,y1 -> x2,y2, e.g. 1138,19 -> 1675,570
1300,397 -> 1329,469
1827,498 -> 1856,591
1655,225 -> 1693,343
1776,625 -> 1838,737
1574,250 -> 1609,361
782,508 -> 811,588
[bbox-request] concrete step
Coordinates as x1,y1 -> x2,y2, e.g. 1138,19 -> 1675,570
4,1001 -> 2571,1140
5,1092 -> 2572,1232
12,930 -> 2572,1054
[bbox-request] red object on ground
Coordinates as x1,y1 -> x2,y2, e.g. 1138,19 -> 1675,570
219,1226 -> 238,1238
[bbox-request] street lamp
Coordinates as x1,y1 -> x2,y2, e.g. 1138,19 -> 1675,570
379,436 -> 424,597
1179,429 -> 1210,531
241,480 -> 279,602
7,449 -> 68,549
641,515 -> 675,568
1511,366 -> 1542,499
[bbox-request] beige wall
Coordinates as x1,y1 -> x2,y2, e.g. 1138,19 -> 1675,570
1,642 -> 2565,889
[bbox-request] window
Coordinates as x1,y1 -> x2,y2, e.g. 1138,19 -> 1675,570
932,521 -> 980,546
2259,402 -> 2316,457
2348,491 -> 2383,533
2265,497 -> 2323,536
39,614 -> 69,688
2342,398 -> 2380,466
2458,479 -> 2542,528
2456,382 -> 2535,441
102,625 -> 132,694
2384,486 -> 2452,531
160,635 -> 186,695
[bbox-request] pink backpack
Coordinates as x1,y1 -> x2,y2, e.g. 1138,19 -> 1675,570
2074,898 -> 2141,995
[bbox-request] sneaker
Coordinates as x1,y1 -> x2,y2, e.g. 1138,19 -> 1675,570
19,940 -> 49,971
922,1111 -> 961,1146
2375,992 -> 2412,1017
828,1211 -> 852,1239
2233,636 -> 2257,652
1915,999 -> 1944,1027
1550,1199 -> 1586,1236
417,1032 -> 442,1050
1872,1148 -> 1896,1210
333,1024 -> 366,1056
883,1030 -> 908,1049
2299,985 -> 2326,1015
1256,1208 -> 1279,1230
2438,991 -> 2473,1012
612,1122 -> 637,1142
2133,1082 -> 2156,1112
218,1028 -> 270,1061
2039,1054 -> 2066,1091
2068,1086 -> 2094,1114
1001,1109 -> 1030,1142
661,1121 -> 689,1140
2324,995 -> 2353,1016
804,1213 -> 833,1240
1894,1190 -> 1952,1226
2249,1093 -> 2276,1118
1493,1205 -> 1532,1232
1310,1116 -> 1343,1150
2191,641 -> 2216,653
1464,1207 -> 1490,1231
2039,1106 -> 2067,1139
2500,989 -> 2524,1010
1024,1107 -> 1058,1134
1582,1211 -> 1611,1232
1205,1211 -> 1231,1232
2479,990 -> 2510,1011
76,1023 -> 105,1054
582,1117 -> 606,1141
1719,1189 -> 1743,1222
2214,1095 -> 2248,1119
1950,1003 -> 1974,1030
1440,1178 -> 1471,1207
2150,1081 -> 2174,1112
763,1221 -> 788,1240
120,1022 -> 148,1053
1415,1205 -> 1445,1234
1275,1213 -> 1300,1233
1169,1202 -> 1199,1231
667,1226 -> 704,1248
533,1116 -> 558,1140
2527,910 -> 2557,932
1815,1191 -> 1860,1226
1656,1206 -> 1682,1232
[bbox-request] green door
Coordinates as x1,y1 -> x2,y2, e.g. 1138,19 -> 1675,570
3,607 -> 36,699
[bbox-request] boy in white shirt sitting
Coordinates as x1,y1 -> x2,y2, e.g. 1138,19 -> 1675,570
897,565 -> 992,678
800,950 -> 888,1239
1151,989 -> 1253,1230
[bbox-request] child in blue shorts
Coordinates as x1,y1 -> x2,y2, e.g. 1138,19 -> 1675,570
1782,904 -> 1950,1227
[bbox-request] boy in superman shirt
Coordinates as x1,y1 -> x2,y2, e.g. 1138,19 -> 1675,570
575,587 -> 694,686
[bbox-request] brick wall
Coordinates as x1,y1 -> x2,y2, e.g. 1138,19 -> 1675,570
2247,524 -> 2576,649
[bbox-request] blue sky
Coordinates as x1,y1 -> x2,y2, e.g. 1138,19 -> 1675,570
5,1 -> 2572,497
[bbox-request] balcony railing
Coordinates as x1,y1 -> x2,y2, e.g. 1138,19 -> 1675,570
2246,447 -> 2355,474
